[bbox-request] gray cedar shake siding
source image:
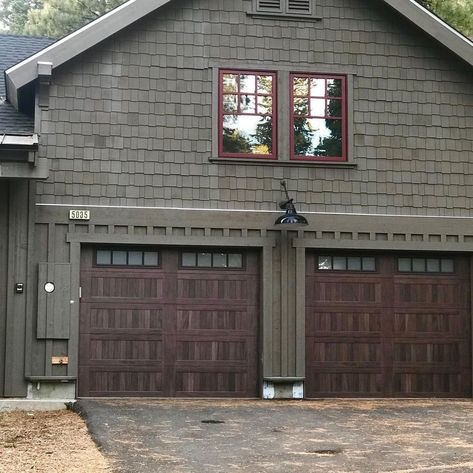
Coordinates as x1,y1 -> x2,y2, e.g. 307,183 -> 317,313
2,0 -> 473,398
36,0 -> 473,215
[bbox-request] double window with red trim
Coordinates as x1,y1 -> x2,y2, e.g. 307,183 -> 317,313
218,70 -> 347,162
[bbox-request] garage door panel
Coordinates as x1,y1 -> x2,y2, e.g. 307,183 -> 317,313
80,305 -> 165,333
176,340 -> 251,361
174,370 -> 252,397
306,253 -> 471,398
307,279 -> 384,304
176,308 -> 255,331
176,277 -> 255,303
306,311 -> 382,335
393,373 -> 464,397
88,337 -> 163,362
394,280 -> 469,307
307,341 -> 382,363
393,311 -> 465,336
393,342 -> 460,364
80,367 -> 164,397
307,371 -> 383,397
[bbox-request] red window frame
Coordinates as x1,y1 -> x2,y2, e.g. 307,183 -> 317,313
290,73 -> 347,162
219,69 -> 277,159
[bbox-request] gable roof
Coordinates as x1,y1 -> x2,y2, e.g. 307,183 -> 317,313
0,34 -> 55,135
4,0 -> 473,109
0,34 -> 55,98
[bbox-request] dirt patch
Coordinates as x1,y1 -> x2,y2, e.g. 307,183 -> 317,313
0,410 -> 111,473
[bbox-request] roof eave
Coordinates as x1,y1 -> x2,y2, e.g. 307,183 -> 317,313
5,0 -> 173,108
4,0 -> 473,110
381,0 -> 473,66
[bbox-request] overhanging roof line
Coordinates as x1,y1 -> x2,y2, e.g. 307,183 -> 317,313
382,0 -> 473,64
5,0 -> 473,110
5,0 -> 173,107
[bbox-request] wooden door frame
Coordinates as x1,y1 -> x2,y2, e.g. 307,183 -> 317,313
296,239 -> 473,398
0,183 -> 8,397
67,233 -> 275,398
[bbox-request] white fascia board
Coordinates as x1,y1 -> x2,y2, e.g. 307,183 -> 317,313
0,134 -> 38,147
5,0 -> 173,106
381,0 -> 473,66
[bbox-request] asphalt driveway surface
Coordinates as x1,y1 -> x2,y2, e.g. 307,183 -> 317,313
75,399 -> 473,473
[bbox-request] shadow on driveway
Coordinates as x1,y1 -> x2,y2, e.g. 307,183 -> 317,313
75,399 -> 473,473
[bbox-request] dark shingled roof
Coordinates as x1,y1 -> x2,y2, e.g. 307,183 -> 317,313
0,34 -> 55,134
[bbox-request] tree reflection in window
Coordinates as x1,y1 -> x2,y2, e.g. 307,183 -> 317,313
220,71 -> 276,158
292,74 -> 346,160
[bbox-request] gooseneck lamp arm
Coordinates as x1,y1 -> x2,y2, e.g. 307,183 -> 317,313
274,180 -> 309,226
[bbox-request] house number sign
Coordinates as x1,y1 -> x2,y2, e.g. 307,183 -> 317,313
69,209 -> 90,220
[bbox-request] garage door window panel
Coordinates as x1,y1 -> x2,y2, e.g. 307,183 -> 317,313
95,248 -> 160,267
317,255 -> 376,272
397,257 -> 455,273
181,251 -> 244,269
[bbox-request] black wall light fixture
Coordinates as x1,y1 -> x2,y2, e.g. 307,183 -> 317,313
275,180 -> 308,226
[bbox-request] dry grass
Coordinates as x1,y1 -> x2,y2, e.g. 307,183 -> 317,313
0,410 -> 111,473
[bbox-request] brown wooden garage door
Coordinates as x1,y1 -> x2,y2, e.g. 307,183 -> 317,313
79,247 -> 259,397
306,253 -> 471,398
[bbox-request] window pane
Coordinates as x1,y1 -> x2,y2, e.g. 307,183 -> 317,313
257,96 -> 272,114
240,95 -> 256,113
412,258 -> 425,272
96,250 -> 111,265
182,252 -> 196,267
223,74 -> 237,93
112,251 -> 127,265
362,257 -> 376,272
293,77 -> 309,96
441,259 -> 454,273
327,99 -> 342,118
213,253 -> 228,268
318,256 -> 332,270
310,78 -> 325,97
310,98 -> 325,116
144,252 -> 158,266
333,257 -> 346,271
228,254 -> 243,268
223,115 -> 272,155
426,259 -> 440,273
293,97 -> 309,116
240,74 -> 256,93
398,258 -> 411,272
293,118 -> 342,157
327,79 -> 342,97
128,251 -> 143,265
257,75 -> 273,94
223,95 -> 237,112
198,253 -> 212,267
347,257 -> 361,271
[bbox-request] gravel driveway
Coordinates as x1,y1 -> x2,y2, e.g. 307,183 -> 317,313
76,399 -> 473,473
